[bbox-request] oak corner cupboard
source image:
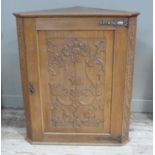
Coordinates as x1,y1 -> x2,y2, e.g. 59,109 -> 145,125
14,6 -> 139,145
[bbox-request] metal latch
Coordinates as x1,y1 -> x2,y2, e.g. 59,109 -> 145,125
99,19 -> 128,27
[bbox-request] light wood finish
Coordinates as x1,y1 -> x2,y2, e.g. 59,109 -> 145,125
14,7 -> 139,145
13,6 -> 139,17
35,17 -> 118,30
122,17 -> 138,142
16,17 -> 32,139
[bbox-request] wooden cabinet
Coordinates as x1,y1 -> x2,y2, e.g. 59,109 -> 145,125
14,6 -> 139,145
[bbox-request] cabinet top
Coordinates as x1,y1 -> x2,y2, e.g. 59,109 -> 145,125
13,6 -> 139,17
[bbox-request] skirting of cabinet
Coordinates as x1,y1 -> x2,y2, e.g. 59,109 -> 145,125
26,137 -> 129,146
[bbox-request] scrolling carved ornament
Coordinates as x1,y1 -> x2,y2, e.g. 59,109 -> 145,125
46,36 -> 106,128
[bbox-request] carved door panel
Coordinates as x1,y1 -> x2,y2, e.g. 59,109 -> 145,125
38,31 -> 114,134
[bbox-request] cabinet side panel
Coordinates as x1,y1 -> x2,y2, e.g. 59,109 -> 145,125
122,17 -> 137,142
16,17 -> 32,139
111,27 -> 128,140
23,18 -> 43,141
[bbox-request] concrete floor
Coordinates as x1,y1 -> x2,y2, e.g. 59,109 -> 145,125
1,109 -> 153,155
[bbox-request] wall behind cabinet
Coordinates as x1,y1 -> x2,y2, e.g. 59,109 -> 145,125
1,0 -> 153,112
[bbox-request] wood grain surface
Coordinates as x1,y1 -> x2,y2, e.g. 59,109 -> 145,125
15,7 -> 139,144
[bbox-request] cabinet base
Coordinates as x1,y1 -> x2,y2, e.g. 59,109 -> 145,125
26,137 -> 129,146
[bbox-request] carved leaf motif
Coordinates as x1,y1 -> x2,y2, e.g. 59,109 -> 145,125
47,36 -> 106,128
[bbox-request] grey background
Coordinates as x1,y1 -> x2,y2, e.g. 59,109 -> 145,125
2,0 -> 153,112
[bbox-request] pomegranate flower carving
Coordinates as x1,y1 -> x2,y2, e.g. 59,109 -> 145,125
61,38 -> 89,63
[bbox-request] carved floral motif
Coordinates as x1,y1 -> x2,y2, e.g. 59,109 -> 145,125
46,36 -> 106,128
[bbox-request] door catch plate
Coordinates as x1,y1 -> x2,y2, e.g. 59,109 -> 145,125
99,19 -> 128,27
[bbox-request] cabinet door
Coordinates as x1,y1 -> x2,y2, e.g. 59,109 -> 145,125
37,30 -> 114,142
